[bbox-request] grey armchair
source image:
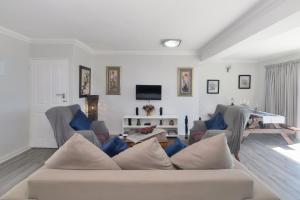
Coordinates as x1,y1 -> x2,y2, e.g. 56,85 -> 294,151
190,104 -> 250,160
45,104 -> 109,148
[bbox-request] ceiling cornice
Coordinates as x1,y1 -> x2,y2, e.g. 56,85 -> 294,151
0,26 -> 31,42
0,28 -> 197,56
94,50 -> 198,56
31,38 -> 96,54
199,0 -> 300,61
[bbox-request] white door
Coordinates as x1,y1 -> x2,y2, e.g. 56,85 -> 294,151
30,59 -> 69,148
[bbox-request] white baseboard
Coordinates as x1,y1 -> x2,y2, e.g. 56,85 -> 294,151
30,138 -> 58,148
0,146 -> 31,164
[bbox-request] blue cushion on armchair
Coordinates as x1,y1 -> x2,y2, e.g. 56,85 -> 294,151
69,110 -> 92,131
165,138 -> 187,157
102,136 -> 128,157
204,112 -> 227,130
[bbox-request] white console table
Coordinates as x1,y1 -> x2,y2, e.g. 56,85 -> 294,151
122,115 -> 178,137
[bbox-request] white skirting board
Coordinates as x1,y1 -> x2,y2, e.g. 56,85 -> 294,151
0,146 -> 30,164
29,138 -> 58,148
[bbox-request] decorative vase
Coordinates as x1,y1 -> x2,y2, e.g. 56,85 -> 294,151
143,104 -> 155,116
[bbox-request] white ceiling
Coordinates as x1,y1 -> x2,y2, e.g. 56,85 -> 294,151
0,0 -> 262,52
216,11 -> 300,62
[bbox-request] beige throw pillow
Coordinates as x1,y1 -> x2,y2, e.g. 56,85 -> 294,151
45,134 -> 120,170
171,133 -> 233,170
113,137 -> 175,170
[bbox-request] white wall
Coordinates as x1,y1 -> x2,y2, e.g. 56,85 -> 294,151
198,61 -> 265,120
92,55 -> 265,135
0,35 -> 30,162
70,46 -> 94,107
93,55 -> 201,135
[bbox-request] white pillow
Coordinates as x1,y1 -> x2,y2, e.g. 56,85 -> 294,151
171,133 -> 233,170
45,134 -> 120,170
113,137 -> 175,170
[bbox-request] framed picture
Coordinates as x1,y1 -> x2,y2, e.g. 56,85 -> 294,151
238,75 -> 251,89
79,65 -> 91,98
207,80 -> 219,94
177,67 -> 193,96
106,66 -> 121,95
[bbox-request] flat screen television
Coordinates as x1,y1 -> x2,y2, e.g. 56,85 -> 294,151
136,85 -> 161,100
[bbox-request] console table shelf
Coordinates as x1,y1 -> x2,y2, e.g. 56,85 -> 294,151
122,115 -> 178,137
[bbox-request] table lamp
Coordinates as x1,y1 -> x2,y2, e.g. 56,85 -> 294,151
86,95 -> 99,121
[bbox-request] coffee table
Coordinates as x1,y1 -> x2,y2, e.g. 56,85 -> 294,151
124,132 -> 169,149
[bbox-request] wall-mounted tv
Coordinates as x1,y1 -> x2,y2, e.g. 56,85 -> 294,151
136,85 -> 161,100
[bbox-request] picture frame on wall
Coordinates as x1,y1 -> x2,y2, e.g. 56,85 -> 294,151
177,67 -> 193,96
238,75 -> 251,89
79,65 -> 91,98
207,80 -> 219,94
106,66 -> 121,95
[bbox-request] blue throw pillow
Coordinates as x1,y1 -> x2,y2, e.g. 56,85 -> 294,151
165,138 -> 187,157
204,112 -> 227,130
102,136 -> 128,157
69,110 -> 92,131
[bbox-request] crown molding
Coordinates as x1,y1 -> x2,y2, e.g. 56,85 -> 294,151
256,49 -> 300,65
94,50 -> 198,56
0,26 -> 31,42
31,38 -> 95,54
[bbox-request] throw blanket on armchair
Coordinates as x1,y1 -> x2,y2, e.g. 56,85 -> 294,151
223,106 -> 250,155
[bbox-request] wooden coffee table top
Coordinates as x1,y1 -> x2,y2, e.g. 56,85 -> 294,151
124,132 -> 170,148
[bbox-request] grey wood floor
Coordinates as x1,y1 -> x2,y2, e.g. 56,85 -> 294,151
240,134 -> 300,200
0,135 -> 299,200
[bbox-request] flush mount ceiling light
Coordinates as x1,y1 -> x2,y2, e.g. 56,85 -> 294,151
161,39 -> 182,48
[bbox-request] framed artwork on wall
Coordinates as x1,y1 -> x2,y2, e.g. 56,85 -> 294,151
79,65 -> 91,98
238,75 -> 251,89
177,67 -> 193,96
106,66 -> 121,95
207,80 -> 219,94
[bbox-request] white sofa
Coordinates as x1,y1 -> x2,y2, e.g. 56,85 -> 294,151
1,160 -> 279,200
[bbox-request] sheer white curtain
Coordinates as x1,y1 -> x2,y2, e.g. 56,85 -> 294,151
265,60 -> 299,126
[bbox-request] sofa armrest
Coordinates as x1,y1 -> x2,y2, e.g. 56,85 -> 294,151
90,121 -> 110,144
204,129 -> 232,138
75,130 -> 100,147
190,120 -> 207,132
0,178 -> 32,200
27,168 -> 253,200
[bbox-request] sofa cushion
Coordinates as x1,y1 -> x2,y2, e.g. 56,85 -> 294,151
69,110 -> 92,130
165,138 -> 187,157
102,136 -> 128,157
171,133 -> 233,170
113,137 -> 175,170
204,112 -> 227,130
45,134 -> 120,170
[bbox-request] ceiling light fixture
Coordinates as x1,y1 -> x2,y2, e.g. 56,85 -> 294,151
161,39 -> 182,48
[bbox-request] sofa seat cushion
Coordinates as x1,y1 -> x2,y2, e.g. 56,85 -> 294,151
171,133 -> 233,170
204,112 -> 227,130
27,168 -> 253,200
113,137 -> 175,170
45,134 -> 120,170
69,110 -> 92,130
